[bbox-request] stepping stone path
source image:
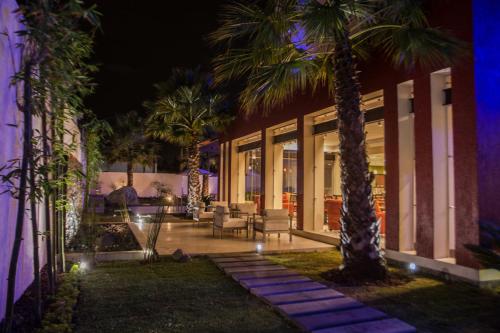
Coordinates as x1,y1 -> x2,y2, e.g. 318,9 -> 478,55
209,253 -> 416,333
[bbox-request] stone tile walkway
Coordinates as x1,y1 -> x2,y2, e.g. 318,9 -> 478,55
209,253 -> 416,333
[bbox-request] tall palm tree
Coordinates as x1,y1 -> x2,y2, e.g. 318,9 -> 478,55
211,0 -> 463,279
146,69 -> 231,216
106,111 -> 158,187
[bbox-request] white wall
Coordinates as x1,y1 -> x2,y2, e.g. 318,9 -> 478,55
0,0 -> 46,321
98,172 -> 218,198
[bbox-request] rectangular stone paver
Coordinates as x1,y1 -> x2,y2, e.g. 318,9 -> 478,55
278,297 -> 363,317
251,281 -> 327,297
232,269 -> 300,282
217,260 -> 275,268
208,253 -> 259,259
209,256 -> 416,333
295,307 -> 388,331
240,275 -> 311,289
262,288 -> 344,305
224,265 -> 287,274
212,256 -> 265,263
312,318 -> 416,333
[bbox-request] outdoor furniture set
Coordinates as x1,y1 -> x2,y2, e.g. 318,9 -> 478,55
193,201 -> 292,241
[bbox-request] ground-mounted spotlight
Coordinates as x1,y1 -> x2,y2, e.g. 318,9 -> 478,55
408,262 -> 417,272
256,243 -> 263,253
80,261 -> 88,271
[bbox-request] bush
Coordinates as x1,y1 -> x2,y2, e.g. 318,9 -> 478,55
38,264 -> 81,333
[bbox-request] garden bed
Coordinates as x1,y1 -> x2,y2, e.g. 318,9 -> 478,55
68,223 -> 141,253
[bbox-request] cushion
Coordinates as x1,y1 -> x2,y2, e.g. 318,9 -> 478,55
263,209 -> 289,218
199,211 -> 214,219
224,218 -> 246,228
237,202 -> 257,214
254,221 -> 288,232
264,220 -> 289,231
211,201 -> 228,207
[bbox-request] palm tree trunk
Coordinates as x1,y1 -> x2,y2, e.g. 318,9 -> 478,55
41,110 -> 55,293
28,143 -> 42,325
186,143 -> 201,216
126,161 -> 133,187
3,62 -> 33,333
202,174 -> 209,198
333,33 -> 386,279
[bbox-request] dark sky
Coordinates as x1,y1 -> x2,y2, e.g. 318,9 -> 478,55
85,0 -> 224,120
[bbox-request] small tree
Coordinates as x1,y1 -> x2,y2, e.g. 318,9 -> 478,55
106,111 -> 158,187
211,0 -> 464,280
146,69 -> 231,216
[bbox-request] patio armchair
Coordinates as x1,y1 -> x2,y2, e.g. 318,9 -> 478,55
234,202 -> 259,223
253,209 -> 292,242
193,201 -> 214,227
213,206 -> 248,239
207,201 -> 228,212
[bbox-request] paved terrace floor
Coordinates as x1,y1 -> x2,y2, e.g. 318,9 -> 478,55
129,217 -> 333,255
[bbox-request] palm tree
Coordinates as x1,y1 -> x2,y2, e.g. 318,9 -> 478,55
211,0 -> 463,280
146,69 -> 231,216
106,111 -> 158,187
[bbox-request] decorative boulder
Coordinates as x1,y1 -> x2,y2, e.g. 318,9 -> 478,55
172,248 -> 191,263
107,186 -> 139,206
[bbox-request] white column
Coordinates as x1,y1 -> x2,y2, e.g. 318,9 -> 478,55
230,141 -> 238,203
332,153 -> 341,196
224,142 -> 229,201
431,69 -> 453,259
398,80 -> 416,252
313,135 -> 325,232
235,150 -> 245,203
302,115 -> 315,231
273,144 -> 284,209
265,128 -> 275,209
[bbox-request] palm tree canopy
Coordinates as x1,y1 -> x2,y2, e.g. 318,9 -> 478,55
210,0 -> 466,113
106,110 -> 158,166
145,69 -> 233,147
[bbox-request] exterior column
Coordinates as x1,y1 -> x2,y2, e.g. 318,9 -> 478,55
260,129 -> 266,211
273,144 -> 284,209
264,128 -> 275,209
313,135 -> 325,232
332,154 -> 341,196
414,74 -> 435,259
296,116 -> 305,230
397,81 -> 416,252
219,142 -> 224,200
235,150 -> 245,203
384,83 -> 400,251
224,141 -> 229,202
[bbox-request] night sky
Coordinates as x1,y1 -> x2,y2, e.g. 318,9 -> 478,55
85,0 -> 224,120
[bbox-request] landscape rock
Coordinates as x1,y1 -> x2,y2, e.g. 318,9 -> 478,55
107,186 -> 139,206
172,248 -> 191,263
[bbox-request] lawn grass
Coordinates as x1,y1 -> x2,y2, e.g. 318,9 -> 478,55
267,250 -> 500,333
75,258 -> 298,333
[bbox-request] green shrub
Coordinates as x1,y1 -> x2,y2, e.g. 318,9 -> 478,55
38,264 -> 81,333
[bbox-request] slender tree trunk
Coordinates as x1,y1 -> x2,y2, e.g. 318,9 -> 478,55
202,174 -> 209,198
59,155 -> 67,272
3,62 -> 33,333
41,110 -> 55,293
28,142 -> 42,325
333,33 -> 386,279
186,143 -> 201,216
50,113 -> 59,274
126,161 -> 133,187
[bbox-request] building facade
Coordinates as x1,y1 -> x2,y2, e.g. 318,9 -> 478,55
217,0 -> 500,285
